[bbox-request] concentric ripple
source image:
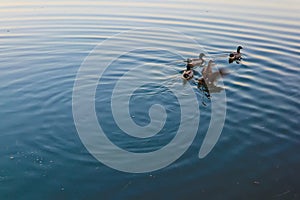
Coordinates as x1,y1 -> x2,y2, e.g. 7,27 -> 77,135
0,0 -> 299,199
72,28 -> 227,172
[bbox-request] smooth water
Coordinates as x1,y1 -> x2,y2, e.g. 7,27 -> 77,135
0,0 -> 299,199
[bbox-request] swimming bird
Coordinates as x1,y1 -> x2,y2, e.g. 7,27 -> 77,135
200,60 -> 229,85
229,46 -> 243,63
201,60 -> 214,81
198,68 -> 229,86
185,53 -> 205,67
182,62 -> 194,80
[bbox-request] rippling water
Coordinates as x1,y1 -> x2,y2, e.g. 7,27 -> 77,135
0,0 -> 299,199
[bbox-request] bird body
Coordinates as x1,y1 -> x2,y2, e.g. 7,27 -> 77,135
186,53 -> 205,67
201,60 -> 214,81
200,60 -> 229,85
182,61 -> 194,80
182,69 -> 194,80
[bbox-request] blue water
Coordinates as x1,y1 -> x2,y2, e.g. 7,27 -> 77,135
1,0 -> 300,199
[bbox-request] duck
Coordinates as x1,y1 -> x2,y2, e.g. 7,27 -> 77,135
199,60 -> 229,85
229,46 -> 243,63
198,68 -> 229,86
185,53 -> 205,67
182,62 -> 194,80
201,60 -> 214,81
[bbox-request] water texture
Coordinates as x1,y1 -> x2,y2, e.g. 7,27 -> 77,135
0,0 -> 299,199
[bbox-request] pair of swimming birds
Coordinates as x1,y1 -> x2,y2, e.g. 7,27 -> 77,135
182,46 -> 243,83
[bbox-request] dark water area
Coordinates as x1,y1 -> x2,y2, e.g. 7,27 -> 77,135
0,0 -> 299,199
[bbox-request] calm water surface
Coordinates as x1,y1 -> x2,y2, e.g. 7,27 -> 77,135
0,0 -> 299,199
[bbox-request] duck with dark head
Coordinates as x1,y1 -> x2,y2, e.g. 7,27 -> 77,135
229,46 -> 243,63
182,59 -> 194,80
185,53 -> 206,67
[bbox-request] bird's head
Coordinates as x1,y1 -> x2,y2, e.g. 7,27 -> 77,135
208,60 -> 215,66
237,46 -> 243,53
199,53 -> 205,59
